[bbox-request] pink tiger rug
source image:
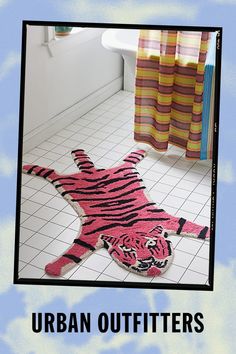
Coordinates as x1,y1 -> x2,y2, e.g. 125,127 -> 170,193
22,149 -> 210,278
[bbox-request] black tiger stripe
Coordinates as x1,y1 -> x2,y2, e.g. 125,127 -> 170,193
123,159 -> 138,164
103,240 -> 109,249
63,254 -> 81,263
52,176 -> 79,183
176,218 -> 186,235
110,249 -> 120,257
84,217 -> 170,235
71,149 -> 85,153
36,168 -> 46,176
71,186 -> 146,202
103,213 -> 138,222
77,161 -> 94,167
198,226 -> 208,239
78,165 -> 94,170
114,167 -> 135,174
83,171 -> 93,174
62,189 -> 105,195
73,239 -> 95,251
27,165 -> 39,174
91,198 -> 136,208
43,169 -> 54,179
132,152 -> 145,158
147,209 -> 165,213
85,203 -> 157,217
82,174 -> 109,182
166,240 -> 172,255
82,219 -> 95,226
55,182 -> 75,188
127,155 -> 140,161
101,204 -> 134,211
124,172 -> 139,177
109,178 -> 143,193
68,175 -> 136,193
101,202 -> 156,212
74,156 -> 88,161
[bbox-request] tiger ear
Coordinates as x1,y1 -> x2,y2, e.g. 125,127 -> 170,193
149,225 -> 167,237
100,234 -> 116,249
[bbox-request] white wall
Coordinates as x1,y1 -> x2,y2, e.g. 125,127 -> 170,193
23,25 -> 123,150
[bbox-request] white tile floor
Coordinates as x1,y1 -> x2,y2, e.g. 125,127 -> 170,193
19,90 -> 212,285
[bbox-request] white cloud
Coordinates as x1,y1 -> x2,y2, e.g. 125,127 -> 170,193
0,51 -> 20,82
0,219 -> 15,293
138,261 -> 236,354
62,0 -> 199,23
221,59 -> 236,97
0,0 -> 10,7
0,153 -> 16,176
218,160 -> 235,183
2,262 -> 236,354
212,0 -> 236,3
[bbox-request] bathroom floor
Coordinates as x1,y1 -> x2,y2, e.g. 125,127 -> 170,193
19,90 -> 212,285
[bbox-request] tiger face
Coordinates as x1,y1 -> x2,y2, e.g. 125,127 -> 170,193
101,226 -> 173,276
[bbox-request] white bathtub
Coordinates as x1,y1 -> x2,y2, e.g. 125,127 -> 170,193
102,29 -> 139,92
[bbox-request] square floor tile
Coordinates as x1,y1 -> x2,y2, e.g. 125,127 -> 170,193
143,170 -> 163,182
26,178 -> 48,190
46,196 -> 68,211
19,227 -> 35,243
21,186 -> 37,199
172,249 -> 195,268
159,175 -> 180,186
25,233 -> 53,250
82,253 -> 112,273
179,269 -> 208,284
69,266 -> 100,281
19,244 -> 40,263
21,215 -> 47,232
194,184 -> 211,196
56,229 -> 78,244
197,243 -> 210,259
51,211 -> 76,227
30,251 -> 56,269
176,238 -> 202,255
39,222 -> 65,238
21,200 -> 42,214
19,264 -> 45,279
103,261 -> 129,280
188,256 -> 209,275
124,272 -> 153,283
161,264 -> 186,282
200,205 -> 211,218
43,239 -> 69,256
175,209 -> 197,222
33,205 -> 59,221
152,182 -> 173,194
181,200 -> 203,214
163,195 -> 185,209
187,192 -> 209,204
169,187 -> 191,199
29,191 -> 54,205
176,180 -> 198,192
20,212 -> 31,223
18,260 -> 27,271
97,274 -> 119,282
149,189 -> 167,203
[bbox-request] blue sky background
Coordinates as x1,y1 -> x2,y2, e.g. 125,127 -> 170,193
0,1 -> 236,353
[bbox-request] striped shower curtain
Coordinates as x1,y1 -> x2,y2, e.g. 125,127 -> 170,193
134,30 -> 212,159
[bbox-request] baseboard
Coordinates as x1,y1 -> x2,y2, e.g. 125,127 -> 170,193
23,77 -> 123,153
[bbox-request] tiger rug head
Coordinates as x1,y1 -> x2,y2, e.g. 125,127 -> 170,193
101,226 -> 174,276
